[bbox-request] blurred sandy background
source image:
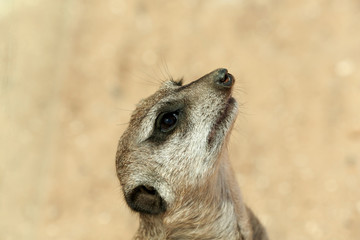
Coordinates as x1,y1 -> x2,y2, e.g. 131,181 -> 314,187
1,0 -> 360,239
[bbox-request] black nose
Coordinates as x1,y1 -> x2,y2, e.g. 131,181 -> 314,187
213,68 -> 234,88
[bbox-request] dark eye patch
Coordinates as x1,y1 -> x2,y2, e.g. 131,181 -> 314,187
157,111 -> 179,133
146,101 -> 185,144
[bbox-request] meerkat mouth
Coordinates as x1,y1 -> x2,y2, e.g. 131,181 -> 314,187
207,97 -> 237,146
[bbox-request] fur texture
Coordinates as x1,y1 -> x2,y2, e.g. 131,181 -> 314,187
116,69 -> 268,240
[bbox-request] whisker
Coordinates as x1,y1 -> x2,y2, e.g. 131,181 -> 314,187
130,69 -> 162,87
116,107 -> 134,112
160,57 -> 173,81
116,122 -> 130,126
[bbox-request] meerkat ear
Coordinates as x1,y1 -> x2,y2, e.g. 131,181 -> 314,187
162,78 -> 183,88
125,185 -> 167,215
171,78 -> 183,86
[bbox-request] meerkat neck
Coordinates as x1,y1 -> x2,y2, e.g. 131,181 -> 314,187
135,150 -> 253,240
135,215 -> 166,239
215,149 -> 253,240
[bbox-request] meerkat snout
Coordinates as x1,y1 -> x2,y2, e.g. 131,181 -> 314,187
214,68 -> 235,88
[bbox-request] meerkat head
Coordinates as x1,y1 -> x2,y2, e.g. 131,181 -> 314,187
116,68 -> 238,215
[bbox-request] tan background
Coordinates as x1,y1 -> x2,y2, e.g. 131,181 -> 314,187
1,0 -> 360,239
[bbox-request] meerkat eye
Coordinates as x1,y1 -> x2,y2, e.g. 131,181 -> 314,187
157,111 -> 179,133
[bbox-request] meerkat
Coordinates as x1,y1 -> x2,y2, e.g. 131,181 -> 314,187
116,68 -> 268,240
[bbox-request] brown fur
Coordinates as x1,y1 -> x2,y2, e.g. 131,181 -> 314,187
116,69 -> 268,239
